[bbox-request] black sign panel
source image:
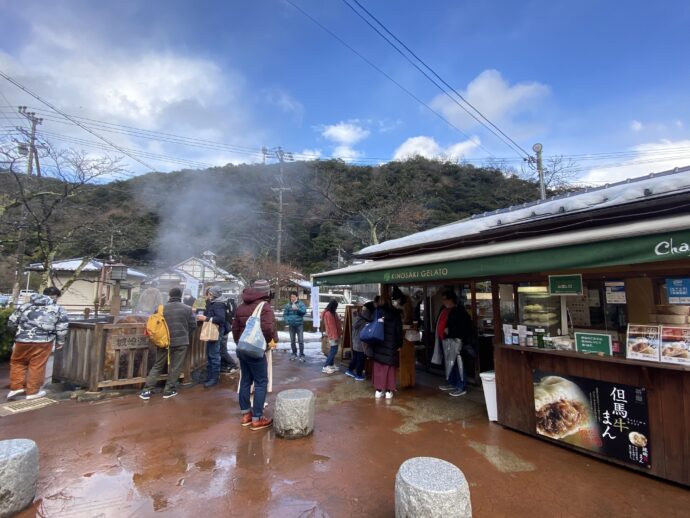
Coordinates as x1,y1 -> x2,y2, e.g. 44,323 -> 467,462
533,370 -> 650,468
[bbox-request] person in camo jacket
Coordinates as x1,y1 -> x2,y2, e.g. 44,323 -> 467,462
7,287 -> 69,401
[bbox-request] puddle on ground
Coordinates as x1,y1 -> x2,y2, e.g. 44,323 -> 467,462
387,396 -> 485,434
467,440 -> 536,473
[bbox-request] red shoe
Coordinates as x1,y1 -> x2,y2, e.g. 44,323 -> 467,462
241,413 -> 252,427
250,417 -> 273,431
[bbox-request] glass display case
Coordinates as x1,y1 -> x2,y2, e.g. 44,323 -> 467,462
518,287 -> 562,336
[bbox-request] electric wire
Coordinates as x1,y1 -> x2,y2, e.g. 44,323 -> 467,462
345,0 -> 531,158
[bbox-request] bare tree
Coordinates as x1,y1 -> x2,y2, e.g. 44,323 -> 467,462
521,155 -> 581,192
1,140 -> 125,289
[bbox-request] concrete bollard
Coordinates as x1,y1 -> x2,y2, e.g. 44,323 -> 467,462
395,456 -> 471,518
274,389 -> 315,439
0,439 -> 39,518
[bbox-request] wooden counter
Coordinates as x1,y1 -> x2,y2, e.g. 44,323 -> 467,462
495,344 -> 690,486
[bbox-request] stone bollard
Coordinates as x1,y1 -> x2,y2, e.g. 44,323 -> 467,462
0,439 -> 39,518
395,456 -> 471,518
274,389 -> 315,439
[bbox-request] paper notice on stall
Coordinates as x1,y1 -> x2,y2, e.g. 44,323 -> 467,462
605,281 -> 627,304
503,324 -> 513,345
311,286 -> 320,329
626,324 -> 660,362
517,325 -> 528,346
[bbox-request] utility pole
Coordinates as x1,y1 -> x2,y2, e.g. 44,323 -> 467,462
532,143 -> 545,200
11,106 -> 42,304
270,147 -> 293,266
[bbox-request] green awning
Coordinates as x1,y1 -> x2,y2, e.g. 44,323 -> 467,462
313,228 -> 690,286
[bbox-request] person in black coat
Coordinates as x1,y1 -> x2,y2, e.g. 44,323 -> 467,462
197,286 -> 226,388
371,303 -> 403,399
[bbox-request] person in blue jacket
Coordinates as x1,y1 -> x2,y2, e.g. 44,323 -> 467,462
197,286 -> 226,387
284,291 -> 307,362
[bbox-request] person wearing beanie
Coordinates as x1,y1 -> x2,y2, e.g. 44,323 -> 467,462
232,279 -> 278,431
197,285 -> 226,388
139,287 -> 196,400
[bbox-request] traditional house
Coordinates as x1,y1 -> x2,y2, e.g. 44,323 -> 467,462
26,258 -> 147,313
150,251 -> 244,300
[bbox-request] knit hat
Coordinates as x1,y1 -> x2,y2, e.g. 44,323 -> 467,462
251,279 -> 271,297
207,286 -> 222,299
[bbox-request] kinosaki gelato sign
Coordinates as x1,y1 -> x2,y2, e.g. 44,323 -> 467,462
383,266 -> 450,282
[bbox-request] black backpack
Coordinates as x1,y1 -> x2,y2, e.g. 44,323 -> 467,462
224,299 -> 237,332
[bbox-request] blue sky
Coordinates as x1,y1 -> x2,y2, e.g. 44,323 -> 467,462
0,0 -> 688,182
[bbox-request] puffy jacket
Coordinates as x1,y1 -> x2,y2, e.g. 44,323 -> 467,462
283,300 -> 307,327
321,310 -> 342,340
372,305 -> 403,366
163,298 -> 197,347
204,299 -> 226,341
351,310 -> 373,353
232,288 -> 278,344
438,306 -> 474,344
9,294 -> 69,345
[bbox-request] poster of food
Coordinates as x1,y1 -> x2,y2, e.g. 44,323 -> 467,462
626,324 -> 661,361
533,371 -> 651,468
660,325 -> 690,365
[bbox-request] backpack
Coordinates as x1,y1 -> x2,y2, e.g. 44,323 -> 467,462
224,299 -> 236,333
145,304 -> 170,348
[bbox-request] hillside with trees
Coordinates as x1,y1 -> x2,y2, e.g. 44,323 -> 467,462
0,154 -> 542,288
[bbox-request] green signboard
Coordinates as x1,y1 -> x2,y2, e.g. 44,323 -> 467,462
549,274 -> 583,295
575,332 -> 612,355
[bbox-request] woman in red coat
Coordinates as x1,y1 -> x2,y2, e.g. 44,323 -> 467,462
321,300 -> 342,374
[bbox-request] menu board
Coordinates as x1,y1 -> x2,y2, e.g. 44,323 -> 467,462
626,324 -> 660,362
660,325 -> 690,365
533,371 -> 650,468
666,278 -> 690,304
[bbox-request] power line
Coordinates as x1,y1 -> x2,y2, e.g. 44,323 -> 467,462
342,0 -> 530,159
0,70 -> 157,171
283,0 -> 496,158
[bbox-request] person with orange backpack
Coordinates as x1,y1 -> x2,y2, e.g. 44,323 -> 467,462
139,287 -> 196,400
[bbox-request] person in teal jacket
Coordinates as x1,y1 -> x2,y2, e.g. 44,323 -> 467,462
284,291 -> 307,361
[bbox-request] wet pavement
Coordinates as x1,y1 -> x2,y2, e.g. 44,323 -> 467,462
2,349 -> 689,517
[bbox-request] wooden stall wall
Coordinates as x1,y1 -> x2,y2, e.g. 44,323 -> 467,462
495,345 -> 690,485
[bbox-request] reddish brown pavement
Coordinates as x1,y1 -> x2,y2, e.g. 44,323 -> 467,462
1,354 -> 689,517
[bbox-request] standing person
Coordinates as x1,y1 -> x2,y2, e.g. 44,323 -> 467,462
371,302 -> 403,399
137,281 -> 163,315
139,287 -> 197,400
218,295 -> 239,373
392,287 -> 414,326
182,289 -> 196,308
434,290 -> 473,397
232,280 -> 278,431
321,300 -> 342,374
197,286 -> 226,388
345,301 -> 374,381
284,291 -> 307,362
7,287 -> 69,400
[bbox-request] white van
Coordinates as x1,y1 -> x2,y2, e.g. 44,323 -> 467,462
312,293 -> 350,316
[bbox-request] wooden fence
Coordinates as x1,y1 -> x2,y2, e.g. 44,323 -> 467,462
53,320 -> 207,391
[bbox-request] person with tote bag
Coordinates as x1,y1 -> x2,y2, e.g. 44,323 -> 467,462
197,286 -> 226,388
231,280 -> 278,431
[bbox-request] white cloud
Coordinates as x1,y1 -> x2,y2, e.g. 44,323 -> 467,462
261,88 -> 304,122
583,139 -> 690,184
631,120 -> 644,132
393,136 -> 481,161
676,120 -> 684,128
321,122 -> 370,146
0,23 -> 269,171
298,148 -> 322,160
430,69 -> 549,130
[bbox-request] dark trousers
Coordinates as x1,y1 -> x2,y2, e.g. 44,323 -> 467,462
145,346 -> 187,391
206,340 -> 221,382
237,350 -> 268,420
289,324 -> 305,356
219,333 -> 238,369
348,350 -> 365,376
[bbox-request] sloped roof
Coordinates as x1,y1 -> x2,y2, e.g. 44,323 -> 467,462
358,166 -> 690,257
27,258 -> 148,278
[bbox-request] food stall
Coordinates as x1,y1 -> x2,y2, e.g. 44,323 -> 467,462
313,166 -> 690,486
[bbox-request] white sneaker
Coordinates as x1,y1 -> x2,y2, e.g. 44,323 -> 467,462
385,391 -> 394,399
375,390 -> 383,399
322,366 -> 330,373
26,390 -> 47,400
326,366 -> 337,374
6,389 -> 25,400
